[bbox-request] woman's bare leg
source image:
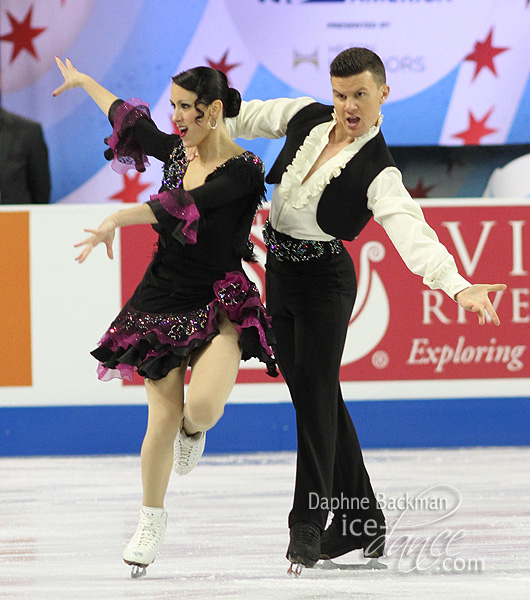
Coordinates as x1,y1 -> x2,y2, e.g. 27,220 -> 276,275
183,312 -> 242,435
141,364 -> 187,507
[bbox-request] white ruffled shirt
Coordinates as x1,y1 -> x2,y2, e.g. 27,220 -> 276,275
227,97 -> 470,299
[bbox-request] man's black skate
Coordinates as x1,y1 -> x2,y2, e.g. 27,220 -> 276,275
320,517 -> 361,560
319,517 -> 386,569
286,522 -> 321,576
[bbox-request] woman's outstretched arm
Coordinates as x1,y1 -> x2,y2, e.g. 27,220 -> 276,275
53,57 -> 118,115
74,204 -> 157,263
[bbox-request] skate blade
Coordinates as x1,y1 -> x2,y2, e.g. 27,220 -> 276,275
124,559 -> 150,579
315,558 -> 387,571
287,562 -> 303,577
130,565 -> 147,579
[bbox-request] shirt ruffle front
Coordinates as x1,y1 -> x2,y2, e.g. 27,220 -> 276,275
277,114 -> 383,209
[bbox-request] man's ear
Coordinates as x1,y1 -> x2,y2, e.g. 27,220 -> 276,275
380,84 -> 390,105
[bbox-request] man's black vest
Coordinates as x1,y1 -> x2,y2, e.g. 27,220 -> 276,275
266,102 -> 396,241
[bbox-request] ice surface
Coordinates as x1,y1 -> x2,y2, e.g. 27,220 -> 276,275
1,447 -> 529,599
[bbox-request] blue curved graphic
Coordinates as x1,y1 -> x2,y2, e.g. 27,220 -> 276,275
507,73 -> 530,145
382,66 -> 460,146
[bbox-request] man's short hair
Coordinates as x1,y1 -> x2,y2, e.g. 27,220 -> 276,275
330,48 -> 386,85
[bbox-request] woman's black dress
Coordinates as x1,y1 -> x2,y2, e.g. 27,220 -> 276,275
91,99 -> 276,381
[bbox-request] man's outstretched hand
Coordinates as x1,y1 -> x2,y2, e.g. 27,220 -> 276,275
455,284 -> 507,325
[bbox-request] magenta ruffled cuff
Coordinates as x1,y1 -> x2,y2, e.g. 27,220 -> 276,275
106,98 -> 152,174
150,189 -> 200,244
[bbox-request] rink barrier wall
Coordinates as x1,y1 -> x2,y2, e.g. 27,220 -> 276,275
1,203 -> 529,456
1,397 -> 529,457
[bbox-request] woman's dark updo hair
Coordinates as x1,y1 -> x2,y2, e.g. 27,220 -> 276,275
172,67 -> 241,123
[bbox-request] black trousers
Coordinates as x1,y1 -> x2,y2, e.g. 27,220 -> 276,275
266,248 -> 385,553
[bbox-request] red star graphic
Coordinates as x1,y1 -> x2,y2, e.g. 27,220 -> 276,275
0,6 -> 46,63
406,178 -> 436,198
206,50 -> 241,85
464,28 -> 509,80
109,172 -> 152,203
452,108 -> 497,145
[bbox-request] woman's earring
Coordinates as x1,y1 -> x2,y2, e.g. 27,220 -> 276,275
208,114 -> 218,130
331,109 -> 338,121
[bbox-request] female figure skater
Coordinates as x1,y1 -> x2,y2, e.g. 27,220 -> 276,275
53,58 -> 275,576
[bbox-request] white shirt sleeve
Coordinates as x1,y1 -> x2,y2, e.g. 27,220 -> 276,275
226,97 -> 314,140
367,166 -> 471,299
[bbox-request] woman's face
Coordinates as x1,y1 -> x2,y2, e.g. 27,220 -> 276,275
331,71 -> 389,140
170,84 -> 210,147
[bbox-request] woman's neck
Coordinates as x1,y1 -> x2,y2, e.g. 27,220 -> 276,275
196,122 -> 238,163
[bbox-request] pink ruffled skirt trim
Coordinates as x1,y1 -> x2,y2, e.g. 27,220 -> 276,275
91,271 -> 276,381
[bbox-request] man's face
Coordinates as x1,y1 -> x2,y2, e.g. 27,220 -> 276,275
331,71 -> 389,140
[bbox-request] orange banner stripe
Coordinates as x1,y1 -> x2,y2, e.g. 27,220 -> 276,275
0,212 -> 32,386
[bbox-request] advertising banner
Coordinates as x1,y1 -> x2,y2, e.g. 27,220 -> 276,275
119,201 -> 530,388
1,201 -> 528,406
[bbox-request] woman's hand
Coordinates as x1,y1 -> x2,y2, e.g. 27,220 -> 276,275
74,217 -> 117,263
52,57 -> 88,97
455,283 -> 507,325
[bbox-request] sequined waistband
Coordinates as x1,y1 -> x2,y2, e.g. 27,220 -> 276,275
262,220 -> 343,262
